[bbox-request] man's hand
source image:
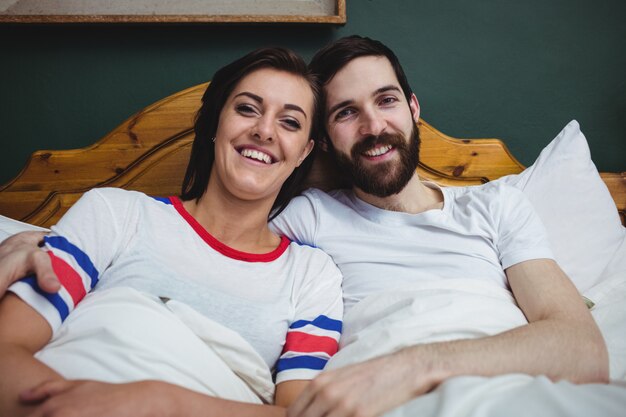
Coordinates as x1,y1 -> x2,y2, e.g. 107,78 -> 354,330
0,231 -> 59,295
287,349 -> 441,417
20,379 -> 169,417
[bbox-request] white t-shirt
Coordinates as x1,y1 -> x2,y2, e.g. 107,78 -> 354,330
9,188 -> 343,384
271,182 -> 554,314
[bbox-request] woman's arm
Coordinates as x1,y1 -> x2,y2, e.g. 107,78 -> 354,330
0,294 -> 62,417
16,378 -> 310,417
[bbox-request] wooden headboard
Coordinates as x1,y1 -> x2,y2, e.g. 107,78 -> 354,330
1,82 -> 624,228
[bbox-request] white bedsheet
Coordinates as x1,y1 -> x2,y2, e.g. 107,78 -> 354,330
36,287 -> 275,404
326,278 -> 626,417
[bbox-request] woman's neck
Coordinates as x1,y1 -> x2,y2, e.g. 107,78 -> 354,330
182,186 -> 280,254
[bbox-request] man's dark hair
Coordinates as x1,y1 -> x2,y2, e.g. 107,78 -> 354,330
309,35 -> 413,120
181,47 -> 321,220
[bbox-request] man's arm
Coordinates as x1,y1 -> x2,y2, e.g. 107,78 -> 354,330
0,294 -> 62,416
288,258 -> 608,417
0,231 -> 60,295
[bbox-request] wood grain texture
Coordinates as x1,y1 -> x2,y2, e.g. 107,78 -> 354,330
1,81 -> 623,227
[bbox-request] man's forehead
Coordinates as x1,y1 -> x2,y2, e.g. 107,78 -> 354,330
324,55 -> 402,106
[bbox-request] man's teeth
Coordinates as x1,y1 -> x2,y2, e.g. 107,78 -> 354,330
364,145 -> 392,157
240,149 -> 272,164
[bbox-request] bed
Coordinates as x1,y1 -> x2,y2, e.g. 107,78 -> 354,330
1,82 -> 625,416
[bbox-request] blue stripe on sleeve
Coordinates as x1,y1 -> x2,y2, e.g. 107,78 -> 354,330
44,235 -> 99,288
276,356 -> 328,372
290,315 -> 342,333
151,196 -> 173,205
21,275 -> 69,321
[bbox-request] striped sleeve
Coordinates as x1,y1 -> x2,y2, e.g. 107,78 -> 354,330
7,188 -> 131,333
275,248 -> 343,384
276,315 -> 342,383
8,236 -> 100,332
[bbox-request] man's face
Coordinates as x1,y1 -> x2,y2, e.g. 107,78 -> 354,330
323,56 -> 421,198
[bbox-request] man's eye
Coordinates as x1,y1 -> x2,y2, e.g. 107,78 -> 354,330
379,97 -> 398,105
335,108 -> 355,120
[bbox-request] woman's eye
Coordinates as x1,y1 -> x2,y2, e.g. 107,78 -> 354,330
236,104 -> 257,115
282,118 -> 302,130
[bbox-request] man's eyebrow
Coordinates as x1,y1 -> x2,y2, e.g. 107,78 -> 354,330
326,85 -> 403,117
374,85 -> 402,96
327,99 -> 354,118
234,92 -> 307,119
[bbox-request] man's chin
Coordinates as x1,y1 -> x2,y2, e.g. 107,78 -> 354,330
353,168 -> 413,198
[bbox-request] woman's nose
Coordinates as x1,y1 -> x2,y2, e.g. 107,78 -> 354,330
253,115 -> 275,142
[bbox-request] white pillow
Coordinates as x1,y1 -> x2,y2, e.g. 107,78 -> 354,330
0,214 -> 49,243
497,120 -> 626,293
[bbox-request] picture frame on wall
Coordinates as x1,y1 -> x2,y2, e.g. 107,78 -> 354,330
0,0 -> 346,24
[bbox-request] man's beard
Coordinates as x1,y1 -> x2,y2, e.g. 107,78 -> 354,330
330,125 -> 420,198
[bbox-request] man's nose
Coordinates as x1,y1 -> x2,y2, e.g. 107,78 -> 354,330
359,110 -> 387,137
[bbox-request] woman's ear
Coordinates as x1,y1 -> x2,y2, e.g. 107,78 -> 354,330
296,139 -> 315,167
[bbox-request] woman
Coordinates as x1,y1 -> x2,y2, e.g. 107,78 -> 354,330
0,48 -> 342,417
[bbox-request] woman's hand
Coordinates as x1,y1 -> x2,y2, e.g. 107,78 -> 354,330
0,231 -> 60,296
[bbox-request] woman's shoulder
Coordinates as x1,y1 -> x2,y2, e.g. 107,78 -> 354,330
283,240 -> 341,283
83,187 -> 172,206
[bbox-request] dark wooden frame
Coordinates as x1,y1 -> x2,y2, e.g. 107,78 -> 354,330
0,0 -> 346,24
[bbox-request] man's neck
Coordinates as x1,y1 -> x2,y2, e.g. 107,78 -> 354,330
353,174 -> 444,214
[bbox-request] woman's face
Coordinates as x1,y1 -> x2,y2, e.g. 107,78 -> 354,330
211,67 -> 315,203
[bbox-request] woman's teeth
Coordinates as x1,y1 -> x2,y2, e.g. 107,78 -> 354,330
240,149 -> 272,164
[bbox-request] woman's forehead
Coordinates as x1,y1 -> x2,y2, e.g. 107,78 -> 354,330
232,68 -> 314,110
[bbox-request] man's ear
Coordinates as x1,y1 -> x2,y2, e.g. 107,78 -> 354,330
409,93 -> 420,123
318,136 -> 330,153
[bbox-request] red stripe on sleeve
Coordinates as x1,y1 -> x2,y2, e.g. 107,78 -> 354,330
283,331 -> 339,356
48,251 -> 87,306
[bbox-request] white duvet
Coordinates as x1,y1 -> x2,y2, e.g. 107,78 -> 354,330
325,277 -> 626,417
35,287 -> 275,404
3,216 -> 626,414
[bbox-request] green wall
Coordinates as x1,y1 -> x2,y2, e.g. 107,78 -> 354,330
1,0 -> 624,185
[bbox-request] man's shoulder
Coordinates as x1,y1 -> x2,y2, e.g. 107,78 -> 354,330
442,182 -> 531,226
290,188 -> 354,210
445,181 -> 525,205
271,188 -> 357,240
301,187 -> 351,200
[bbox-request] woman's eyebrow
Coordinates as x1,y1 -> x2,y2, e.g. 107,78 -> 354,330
234,91 -> 307,118
234,91 -> 263,103
284,104 -> 307,119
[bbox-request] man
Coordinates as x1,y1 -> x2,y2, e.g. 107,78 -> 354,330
273,35 -> 608,417
0,36 -> 610,417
